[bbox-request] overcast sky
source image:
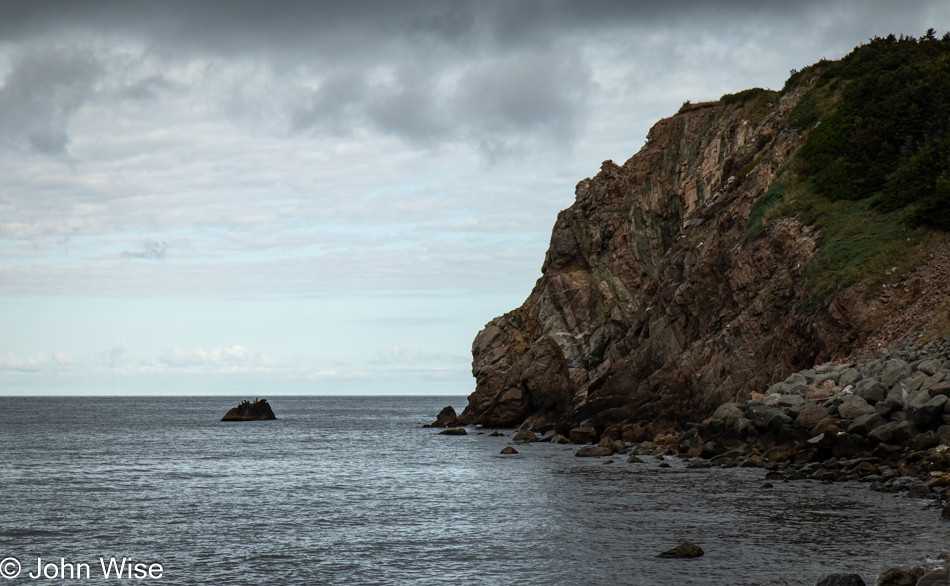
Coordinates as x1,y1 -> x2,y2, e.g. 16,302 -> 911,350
1,1 -> 948,396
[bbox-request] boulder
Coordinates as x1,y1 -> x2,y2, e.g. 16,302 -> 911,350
881,359 -> 911,387
796,404 -> 830,430
903,373 -> 928,392
838,368 -> 862,387
778,394 -> 805,408
838,395 -> 874,420
711,402 -> 744,421
856,382 -> 888,405
425,405 -> 458,427
920,373 -> 950,397
868,422 -> 901,444
811,417 -> 847,437
806,382 -> 837,400
832,433 -> 872,459
815,573 -> 865,586
748,405 -> 793,431
221,398 -> 276,421
575,446 -> 613,457
847,413 -> 887,436
439,428 -> 467,435
906,431 -> 940,452
500,446 -> 519,455
922,374 -> 948,393
917,568 -> 950,586
918,359 -> 944,376
889,421 -> 921,444
785,372 -> 809,387
655,541 -> 704,558
512,430 -> 539,442
550,434 -> 570,444
914,395 -> 949,429
874,567 -> 916,586
569,426 -> 600,444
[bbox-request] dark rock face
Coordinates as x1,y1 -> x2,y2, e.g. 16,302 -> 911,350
457,77 -> 873,430
655,541 -> 704,559
424,406 -> 458,428
221,398 -> 276,421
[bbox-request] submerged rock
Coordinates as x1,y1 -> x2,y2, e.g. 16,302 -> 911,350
438,428 -> 467,436
916,568 -> 950,586
221,398 -> 276,421
814,574 -> 865,586
500,446 -> 518,455
655,541 -> 704,559
875,567 -> 917,586
575,446 -> 612,457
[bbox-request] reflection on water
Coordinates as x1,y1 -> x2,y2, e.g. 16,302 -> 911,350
1,396 -> 947,585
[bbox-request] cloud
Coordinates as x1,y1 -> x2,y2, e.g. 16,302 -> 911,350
0,47 -> 101,156
94,341 -> 127,368
306,370 -> 373,381
158,345 -> 280,369
0,351 -> 71,371
121,238 -> 168,260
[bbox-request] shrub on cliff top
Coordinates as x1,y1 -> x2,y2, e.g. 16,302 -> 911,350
749,31 -> 950,298
794,32 -> 950,230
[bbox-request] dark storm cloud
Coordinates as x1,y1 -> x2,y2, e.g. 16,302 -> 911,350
0,48 -> 101,156
0,0 -> 945,154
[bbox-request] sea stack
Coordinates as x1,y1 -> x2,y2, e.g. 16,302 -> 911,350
221,398 -> 276,421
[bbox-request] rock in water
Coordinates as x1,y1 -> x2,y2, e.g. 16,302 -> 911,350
438,428 -> 467,436
655,541 -> 704,558
500,446 -> 518,455
916,568 -> 950,586
221,398 -> 276,421
424,406 -> 458,428
875,567 -> 917,586
815,574 -> 865,586
575,446 -> 613,457
942,501 -> 950,520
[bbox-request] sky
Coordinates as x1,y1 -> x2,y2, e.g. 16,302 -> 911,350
1,1 -> 948,396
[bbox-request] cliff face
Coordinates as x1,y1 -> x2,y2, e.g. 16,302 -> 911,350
458,79 -> 877,429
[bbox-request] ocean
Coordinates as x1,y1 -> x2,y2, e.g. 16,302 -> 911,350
1,396 -> 948,585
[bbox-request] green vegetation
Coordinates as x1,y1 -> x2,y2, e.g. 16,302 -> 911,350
744,183 -> 786,243
745,31 -> 950,298
796,32 -> 950,228
720,88 -> 779,124
720,88 -> 779,107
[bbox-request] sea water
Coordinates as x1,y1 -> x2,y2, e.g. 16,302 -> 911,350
1,396 -> 948,585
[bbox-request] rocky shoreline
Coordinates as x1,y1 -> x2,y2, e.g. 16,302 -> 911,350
430,331 -> 950,584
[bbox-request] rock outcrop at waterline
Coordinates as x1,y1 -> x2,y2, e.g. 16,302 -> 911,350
221,398 -> 276,421
458,36 -> 950,431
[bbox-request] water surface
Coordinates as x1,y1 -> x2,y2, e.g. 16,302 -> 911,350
1,396 -> 947,585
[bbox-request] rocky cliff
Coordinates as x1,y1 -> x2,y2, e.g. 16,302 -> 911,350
458,35 -> 950,432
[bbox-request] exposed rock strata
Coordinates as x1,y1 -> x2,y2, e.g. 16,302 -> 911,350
459,74 -> 948,431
